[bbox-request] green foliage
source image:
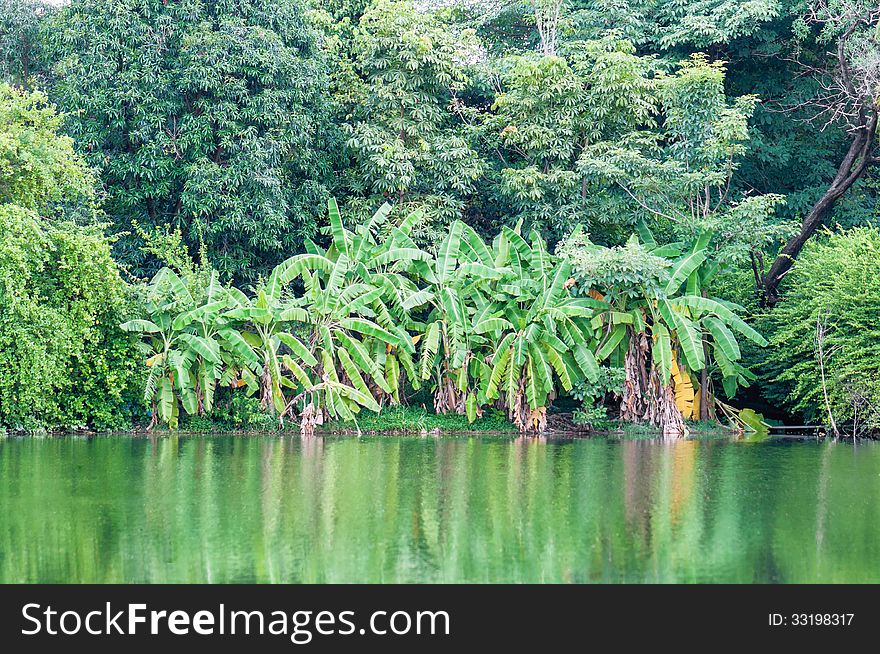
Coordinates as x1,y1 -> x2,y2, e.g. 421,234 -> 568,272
0,207 -> 140,431
761,228 -> 880,431
0,0 -> 51,86
560,226 -> 767,429
182,390 -> 279,432
122,264 -> 240,429
340,0 -> 484,242
124,199 -> 603,433
0,84 -> 140,431
0,84 -> 94,216
415,218 -> 602,431
479,35 -> 659,238
324,404 -> 514,433
572,366 -> 625,428
5,0 -> 877,434
564,0 -> 781,49
46,0 -> 337,280
577,53 -> 792,259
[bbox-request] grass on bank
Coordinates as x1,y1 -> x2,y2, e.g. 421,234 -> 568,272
176,395 -> 517,435
322,405 -> 516,434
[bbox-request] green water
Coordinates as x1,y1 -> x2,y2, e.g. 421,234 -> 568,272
0,434 -> 878,583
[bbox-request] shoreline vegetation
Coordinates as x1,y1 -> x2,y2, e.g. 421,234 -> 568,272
2,1 -> 880,440
0,405 -> 748,439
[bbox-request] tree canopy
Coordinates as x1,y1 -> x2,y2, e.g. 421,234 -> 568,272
2,0 -> 880,435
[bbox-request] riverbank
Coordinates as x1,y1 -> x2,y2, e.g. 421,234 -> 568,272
0,400 -> 823,440
1,421 -> 747,440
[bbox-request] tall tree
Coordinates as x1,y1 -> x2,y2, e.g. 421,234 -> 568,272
46,0 -> 338,282
338,0 -> 484,243
0,84 -> 141,430
761,0 -> 880,303
0,0 -> 52,87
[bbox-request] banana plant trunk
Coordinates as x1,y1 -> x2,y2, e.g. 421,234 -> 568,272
621,331 -> 649,422
260,359 -> 273,412
433,366 -> 466,416
621,330 -> 686,438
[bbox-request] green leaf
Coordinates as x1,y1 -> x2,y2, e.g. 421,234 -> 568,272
277,333 -> 318,367
420,321 -> 441,380
543,343 -> 573,391
487,341 -> 513,399
466,393 -> 478,423
402,290 -> 434,311
368,202 -> 394,234
436,221 -> 463,282
328,197 -> 348,256
270,254 -> 334,291
283,356 -> 313,389
652,323 -> 673,383
596,324 -> 626,361
171,299 -> 227,331
339,318 -> 403,349
321,380 -> 380,414
337,347 -> 372,398
666,306 -> 704,371
665,251 -> 706,296
334,330 -> 392,394
397,206 -> 424,236
459,223 -> 494,266
223,307 -> 272,324
157,377 -> 176,426
672,295 -> 767,346
177,334 -> 221,364
573,344 -> 600,383
703,316 -> 741,361
372,248 -> 432,267
473,317 -> 513,334
120,319 -> 161,333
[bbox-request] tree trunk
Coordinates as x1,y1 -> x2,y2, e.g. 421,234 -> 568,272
620,332 -> 649,423
762,111 -> 878,304
619,331 -> 687,437
648,368 -> 686,439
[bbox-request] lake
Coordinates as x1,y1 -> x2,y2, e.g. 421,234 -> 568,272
0,434 -> 878,583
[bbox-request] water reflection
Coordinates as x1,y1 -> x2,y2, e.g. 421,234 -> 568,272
0,435 -> 878,583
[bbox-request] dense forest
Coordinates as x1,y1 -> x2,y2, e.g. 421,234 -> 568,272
1,0 -> 878,437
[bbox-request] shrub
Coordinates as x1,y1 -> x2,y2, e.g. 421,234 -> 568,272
0,205 -> 143,430
572,367 -> 625,429
760,227 -> 880,432
182,391 -> 279,433
0,83 -> 142,431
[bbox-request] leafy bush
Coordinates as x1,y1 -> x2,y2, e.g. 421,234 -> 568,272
572,367 -> 625,429
760,228 -> 880,432
0,205 -> 142,430
0,84 -> 142,431
182,391 -> 279,433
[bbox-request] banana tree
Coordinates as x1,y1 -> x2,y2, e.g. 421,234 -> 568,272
480,226 -> 602,432
165,268 -> 246,415
416,220 -> 504,418
639,226 -> 768,422
121,267 -> 225,429
264,199 -> 428,433
565,228 -> 767,436
221,284 -> 306,416
416,220 -> 601,432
